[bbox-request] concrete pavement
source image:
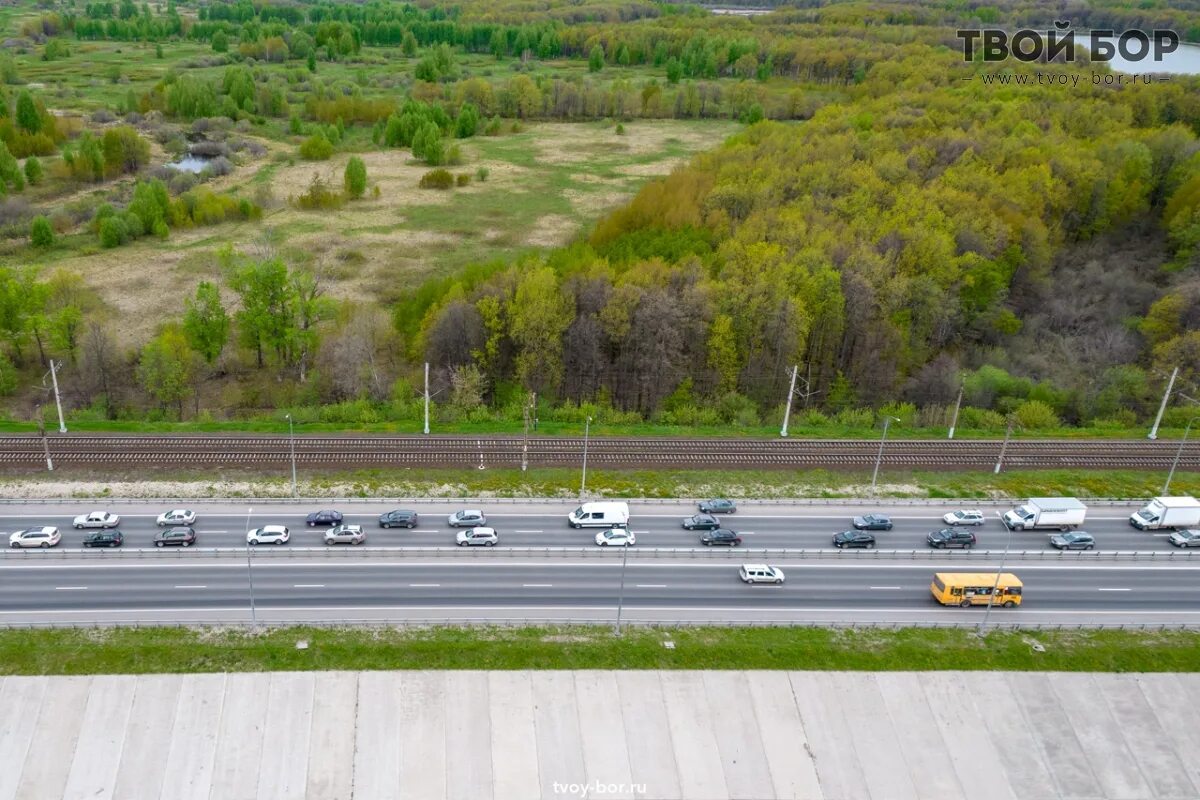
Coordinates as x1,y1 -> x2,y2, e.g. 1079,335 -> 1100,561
0,498 -> 1183,552
2,670 -> 1199,799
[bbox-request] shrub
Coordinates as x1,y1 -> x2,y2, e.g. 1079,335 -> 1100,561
456,173 -> 470,187
958,406 -> 1006,431
418,168 -> 453,189
292,174 -> 345,210
29,215 -> 53,247
344,156 -> 367,199
298,132 -> 333,160
101,125 -> 150,177
475,166 -> 489,182
615,123 -> 625,135
483,116 -> 502,136
834,408 -> 875,429
23,156 -> 42,185
99,216 -> 128,248
1014,399 -> 1060,430
445,144 -> 462,165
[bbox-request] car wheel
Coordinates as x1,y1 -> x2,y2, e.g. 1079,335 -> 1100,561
1086,544 -> 1094,550
835,543 -> 843,549
458,540 -> 467,547
8,542 -> 17,548
74,524 -> 81,529
407,522 -> 415,529
325,539 -> 333,546
1061,526 -> 1070,532
960,599 -> 972,608
571,522 -> 580,529
181,541 -> 191,547
486,541 -> 495,547
1003,601 -> 1016,608
964,543 -> 972,549
307,521 -> 315,527
774,578 -> 782,585
156,541 -> 164,547
867,542 -> 875,549
275,539 -> 285,545
40,542 -> 48,548
702,540 -> 711,546
382,522 -> 391,529
250,540 -> 259,546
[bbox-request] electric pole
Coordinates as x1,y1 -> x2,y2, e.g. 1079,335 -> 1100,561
948,380 -> 964,439
521,392 -> 532,472
780,365 -> 798,438
36,407 -> 52,472
423,362 -> 430,435
1149,366 -> 1179,440
49,359 -> 66,433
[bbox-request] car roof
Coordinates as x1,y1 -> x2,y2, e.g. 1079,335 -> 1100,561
461,509 -> 483,515
261,524 -> 287,533
470,526 -> 495,534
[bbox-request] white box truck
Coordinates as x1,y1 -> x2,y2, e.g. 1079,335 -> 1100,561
1129,496 -> 1200,530
1003,498 -> 1087,531
567,501 -> 630,528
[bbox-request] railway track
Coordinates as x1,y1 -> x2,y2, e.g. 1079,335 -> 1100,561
0,434 -> 1197,470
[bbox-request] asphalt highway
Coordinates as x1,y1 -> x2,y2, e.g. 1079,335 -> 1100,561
1,561 -> 1198,625
0,499 -> 1188,553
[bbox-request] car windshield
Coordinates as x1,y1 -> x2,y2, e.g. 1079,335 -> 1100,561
1014,506 -> 1030,517
1136,509 -> 1154,521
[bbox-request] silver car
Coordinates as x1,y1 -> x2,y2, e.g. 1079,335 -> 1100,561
324,524 -> 366,545
448,510 -> 486,527
456,527 -> 498,546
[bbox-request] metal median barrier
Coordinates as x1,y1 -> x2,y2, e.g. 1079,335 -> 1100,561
1,546 -> 1197,561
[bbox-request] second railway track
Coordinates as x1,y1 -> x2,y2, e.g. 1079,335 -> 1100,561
0,435 -> 1197,470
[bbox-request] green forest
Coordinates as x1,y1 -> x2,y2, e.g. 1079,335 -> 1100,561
0,0 -> 1198,434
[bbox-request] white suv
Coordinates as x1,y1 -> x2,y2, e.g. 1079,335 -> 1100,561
942,509 -> 985,526
324,525 -> 366,545
8,527 -> 61,548
456,527 -> 498,547
247,525 -> 290,545
739,564 -> 785,585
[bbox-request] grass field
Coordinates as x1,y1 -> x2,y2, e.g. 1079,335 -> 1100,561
1,466 -> 1195,500
1,626 -> 1197,674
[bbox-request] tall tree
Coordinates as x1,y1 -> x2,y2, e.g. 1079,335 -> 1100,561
508,267 -> 572,395
15,90 -> 40,134
183,281 -> 229,364
230,259 -> 291,368
137,325 -> 195,418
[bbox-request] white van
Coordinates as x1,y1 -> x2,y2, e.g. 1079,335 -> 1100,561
568,501 -> 630,529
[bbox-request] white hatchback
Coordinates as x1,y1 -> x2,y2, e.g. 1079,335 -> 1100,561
456,527 -> 498,547
8,527 -> 61,548
247,525 -> 290,545
942,510 -> 985,526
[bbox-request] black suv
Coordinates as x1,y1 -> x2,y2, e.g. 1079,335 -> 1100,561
832,530 -> 875,549
927,529 -> 976,549
82,530 -> 123,548
379,509 -> 419,529
154,527 -> 196,547
700,528 -> 743,546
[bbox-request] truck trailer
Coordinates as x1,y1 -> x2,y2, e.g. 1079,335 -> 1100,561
1129,496 -> 1200,530
1002,498 -> 1087,531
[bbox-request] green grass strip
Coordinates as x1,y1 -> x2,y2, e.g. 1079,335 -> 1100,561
1,626 -> 1198,674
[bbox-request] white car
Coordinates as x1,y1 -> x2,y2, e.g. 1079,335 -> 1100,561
456,527 -> 498,546
247,525 -> 290,545
324,525 -> 366,545
448,510 -> 487,527
942,510 -> 985,526
594,528 -> 635,547
157,509 -> 196,526
739,564 -> 785,585
73,511 -> 121,529
8,527 -> 60,548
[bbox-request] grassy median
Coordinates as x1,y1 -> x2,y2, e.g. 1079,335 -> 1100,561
1,626 -> 1198,674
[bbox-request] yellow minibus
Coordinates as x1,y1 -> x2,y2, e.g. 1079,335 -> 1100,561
931,572 -> 1023,608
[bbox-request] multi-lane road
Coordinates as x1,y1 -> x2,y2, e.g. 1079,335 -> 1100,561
2,500 -> 1199,626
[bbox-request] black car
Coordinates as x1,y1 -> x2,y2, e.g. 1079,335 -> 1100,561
700,528 -> 743,546
379,509 -> 419,529
698,499 -> 736,514
927,528 -> 976,549
306,510 -> 344,527
852,514 -> 893,531
154,527 -> 196,547
82,530 -> 123,548
682,514 -> 720,531
832,530 -> 875,549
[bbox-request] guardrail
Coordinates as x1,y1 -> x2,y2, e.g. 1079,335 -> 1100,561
0,617 -> 1196,631
1,546 -> 1196,561
0,497 -> 1154,506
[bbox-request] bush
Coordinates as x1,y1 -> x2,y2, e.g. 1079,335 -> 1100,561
615,123 -> 625,135
475,166 -> 489,182
445,144 -> 462,165
29,214 -> 53,247
23,156 -> 42,185
418,168 -> 454,190
298,132 -> 333,160
958,406 -> 1006,431
1014,399 -> 1060,430
101,125 -> 151,177
456,172 -> 471,187
834,408 -> 875,429
483,116 -> 502,136
344,156 -> 367,199
292,174 -> 345,210
99,216 -> 129,248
